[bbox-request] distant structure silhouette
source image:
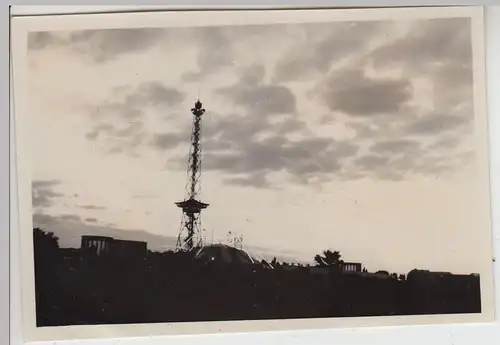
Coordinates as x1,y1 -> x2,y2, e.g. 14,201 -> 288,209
175,100 -> 209,252
194,243 -> 259,265
81,235 -> 147,258
32,228 -> 483,327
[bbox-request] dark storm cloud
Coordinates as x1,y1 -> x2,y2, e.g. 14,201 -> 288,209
29,28 -> 167,63
32,179 -> 64,208
33,213 -> 177,251
273,21 -> 390,82
320,69 -> 413,116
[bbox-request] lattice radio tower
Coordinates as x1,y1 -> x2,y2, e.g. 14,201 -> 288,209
175,100 -> 209,252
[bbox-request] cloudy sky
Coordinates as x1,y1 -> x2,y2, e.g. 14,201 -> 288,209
26,15 -> 485,273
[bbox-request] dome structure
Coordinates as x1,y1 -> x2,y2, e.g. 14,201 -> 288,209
195,244 -> 259,265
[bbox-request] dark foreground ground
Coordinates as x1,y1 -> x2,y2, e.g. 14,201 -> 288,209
34,249 -> 481,327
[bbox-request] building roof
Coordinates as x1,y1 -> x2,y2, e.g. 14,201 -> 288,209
195,244 -> 258,265
81,235 -> 114,241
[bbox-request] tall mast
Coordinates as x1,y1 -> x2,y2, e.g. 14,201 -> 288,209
175,100 -> 209,252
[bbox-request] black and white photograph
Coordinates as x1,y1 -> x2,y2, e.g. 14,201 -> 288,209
10,6 -> 494,342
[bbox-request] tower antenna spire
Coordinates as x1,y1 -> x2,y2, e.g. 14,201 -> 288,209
175,99 -> 209,252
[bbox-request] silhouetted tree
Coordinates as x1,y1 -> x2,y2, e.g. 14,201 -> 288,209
314,250 -> 343,268
271,257 -> 277,266
33,228 -> 63,326
33,227 -> 60,266
33,227 -> 59,250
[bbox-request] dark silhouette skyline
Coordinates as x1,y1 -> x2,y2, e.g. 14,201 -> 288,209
33,227 -> 482,327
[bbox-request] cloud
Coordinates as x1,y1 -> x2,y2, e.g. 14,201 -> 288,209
318,68 -> 413,116
372,18 -> 471,71
77,204 -> 106,210
428,137 -> 462,150
31,179 -> 64,209
169,117 -> 360,187
354,154 -> 390,171
344,132 -> 473,181
219,83 -> 297,117
315,18 -> 475,182
404,114 -> 470,136
32,179 -> 61,189
215,63 -> 297,117
224,173 -> 271,188
182,27 -> 237,82
29,28 -> 168,63
38,19 -> 476,188
159,61 -> 365,188
370,17 -> 472,111
33,213 -> 177,251
181,25 -> 275,82
28,32 -> 62,50
88,82 -> 185,121
151,132 -> 186,150
370,139 -> 421,155
85,81 -> 186,154
59,214 -> 81,222
273,21 -> 391,82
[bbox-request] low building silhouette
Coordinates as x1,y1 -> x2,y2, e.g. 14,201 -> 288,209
81,235 -> 147,259
342,262 -> 362,273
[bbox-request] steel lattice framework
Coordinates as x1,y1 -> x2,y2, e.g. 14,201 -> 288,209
175,100 -> 209,252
